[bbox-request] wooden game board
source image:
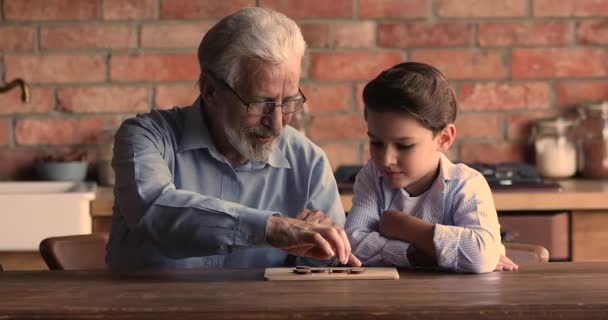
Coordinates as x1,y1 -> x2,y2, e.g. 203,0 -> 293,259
264,267 -> 399,281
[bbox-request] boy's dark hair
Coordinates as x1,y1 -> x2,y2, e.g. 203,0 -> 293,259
363,62 -> 457,135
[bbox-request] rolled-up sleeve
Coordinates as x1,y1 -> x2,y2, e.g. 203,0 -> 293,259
345,163 -> 412,267
433,174 -> 502,273
112,116 -> 275,259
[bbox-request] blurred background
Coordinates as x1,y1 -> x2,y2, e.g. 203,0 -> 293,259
1,0 -> 607,180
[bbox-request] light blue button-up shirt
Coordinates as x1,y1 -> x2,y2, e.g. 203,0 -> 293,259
106,97 -> 344,270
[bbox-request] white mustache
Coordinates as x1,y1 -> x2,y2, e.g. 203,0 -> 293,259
246,126 -> 279,139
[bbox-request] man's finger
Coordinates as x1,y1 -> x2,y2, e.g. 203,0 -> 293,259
348,253 -> 362,267
311,232 -> 335,259
319,227 -> 345,263
296,209 -> 312,220
338,228 -> 351,264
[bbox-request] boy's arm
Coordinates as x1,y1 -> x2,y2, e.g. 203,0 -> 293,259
345,163 -> 414,267
431,174 -> 503,273
379,211 -> 436,262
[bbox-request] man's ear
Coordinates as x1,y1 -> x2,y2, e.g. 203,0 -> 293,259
199,74 -> 216,101
436,124 -> 456,151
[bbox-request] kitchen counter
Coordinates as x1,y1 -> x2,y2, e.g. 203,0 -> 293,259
90,179 -> 608,263
92,179 -> 608,216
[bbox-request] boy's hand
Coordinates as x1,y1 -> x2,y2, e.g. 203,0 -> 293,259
494,254 -> 519,271
379,210 -> 408,240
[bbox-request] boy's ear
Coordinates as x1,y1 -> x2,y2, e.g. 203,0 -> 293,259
436,124 -> 456,151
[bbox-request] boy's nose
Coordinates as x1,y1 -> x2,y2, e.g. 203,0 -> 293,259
381,147 -> 397,167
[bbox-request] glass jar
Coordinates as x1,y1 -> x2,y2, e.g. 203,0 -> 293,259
532,117 -> 577,179
577,102 -> 608,179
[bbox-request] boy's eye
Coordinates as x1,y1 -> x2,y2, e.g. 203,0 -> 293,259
370,141 -> 383,148
396,144 -> 414,150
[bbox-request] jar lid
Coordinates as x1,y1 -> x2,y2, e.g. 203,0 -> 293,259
535,117 -> 575,131
579,101 -> 608,119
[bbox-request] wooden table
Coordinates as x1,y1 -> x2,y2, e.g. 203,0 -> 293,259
1,262 -> 606,319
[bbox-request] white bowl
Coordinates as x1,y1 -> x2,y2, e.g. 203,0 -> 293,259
37,161 -> 88,181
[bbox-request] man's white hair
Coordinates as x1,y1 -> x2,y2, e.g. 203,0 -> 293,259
198,7 -> 306,88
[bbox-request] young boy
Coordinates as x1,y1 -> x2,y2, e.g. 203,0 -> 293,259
345,62 -> 517,273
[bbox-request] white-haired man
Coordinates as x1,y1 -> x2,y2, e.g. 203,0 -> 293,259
106,7 -> 361,270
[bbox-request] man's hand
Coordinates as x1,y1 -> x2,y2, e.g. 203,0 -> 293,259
266,215 -> 361,266
494,254 -> 519,271
295,209 -> 335,227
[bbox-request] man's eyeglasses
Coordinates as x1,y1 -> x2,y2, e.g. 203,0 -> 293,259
206,72 -> 307,116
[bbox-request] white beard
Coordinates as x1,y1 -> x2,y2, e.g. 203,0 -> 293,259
224,122 -> 277,162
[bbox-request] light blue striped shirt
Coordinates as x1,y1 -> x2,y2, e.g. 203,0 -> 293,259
345,154 -> 504,273
106,97 -> 344,270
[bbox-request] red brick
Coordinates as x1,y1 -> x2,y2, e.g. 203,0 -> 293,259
334,22 -> 376,48
534,0 -> 608,17
506,111 -> 557,140
110,53 -> 199,82
478,22 -> 570,46
410,50 -> 506,80
310,52 -> 402,81
142,22 -> 213,48
362,142 -> 371,163
15,117 -> 118,145
356,83 -> 366,112
307,113 -> 367,141
0,26 -> 35,51
0,88 -> 54,115
437,0 -> 527,17
577,20 -> 608,45
299,83 -> 353,113
41,24 -> 136,49
0,119 -> 10,147
103,0 -> 155,20
5,55 -> 105,84
455,114 -> 501,139
459,142 -> 529,163
299,23 -> 331,48
556,81 -> 608,108
155,84 -> 199,109
58,86 -> 149,113
319,143 -> 361,170
260,0 -> 353,18
359,0 -> 428,18
4,0 -> 97,21
459,82 -> 550,111
160,0 -> 254,19
512,49 -> 608,78
379,23 -> 472,48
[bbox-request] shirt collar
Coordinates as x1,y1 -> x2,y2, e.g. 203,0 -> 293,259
177,96 -> 291,169
438,152 -> 461,181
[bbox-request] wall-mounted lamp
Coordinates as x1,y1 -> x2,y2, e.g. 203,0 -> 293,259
0,78 -> 31,103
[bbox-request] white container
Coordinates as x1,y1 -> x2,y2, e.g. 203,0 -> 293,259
533,117 -> 577,179
0,182 -> 96,251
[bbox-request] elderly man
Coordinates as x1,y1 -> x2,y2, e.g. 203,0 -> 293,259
106,7 -> 360,270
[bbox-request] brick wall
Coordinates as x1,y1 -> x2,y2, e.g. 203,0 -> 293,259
1,0 -> 608,179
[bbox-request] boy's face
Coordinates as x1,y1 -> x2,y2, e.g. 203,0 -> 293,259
366,110 -> 455,196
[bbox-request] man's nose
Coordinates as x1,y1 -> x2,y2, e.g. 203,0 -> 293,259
262,106 -> 284,132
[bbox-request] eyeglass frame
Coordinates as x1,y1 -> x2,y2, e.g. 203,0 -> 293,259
205,71 -> 307,116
